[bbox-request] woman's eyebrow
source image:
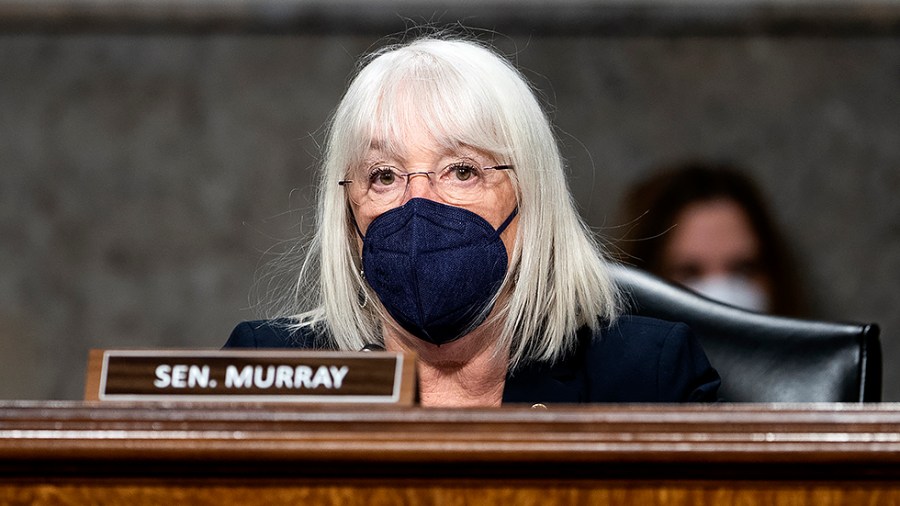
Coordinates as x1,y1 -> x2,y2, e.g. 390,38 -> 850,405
439,148 -> 486,162
359,144 -> 395,165
360,143 -> 489,167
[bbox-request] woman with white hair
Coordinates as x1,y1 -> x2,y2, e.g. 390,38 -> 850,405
225,36 -> 720,406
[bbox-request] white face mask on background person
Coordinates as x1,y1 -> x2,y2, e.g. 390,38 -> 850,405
684,275 -> 771,313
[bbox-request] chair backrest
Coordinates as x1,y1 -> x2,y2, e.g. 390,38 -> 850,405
609,263 -> 882,402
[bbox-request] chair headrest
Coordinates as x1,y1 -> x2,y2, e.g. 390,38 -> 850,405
609,263 -> 881,402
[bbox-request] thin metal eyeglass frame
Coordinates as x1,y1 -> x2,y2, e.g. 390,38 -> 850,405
337,164 -> 514,204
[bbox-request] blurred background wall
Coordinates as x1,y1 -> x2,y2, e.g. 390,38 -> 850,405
1,0 -> 898,400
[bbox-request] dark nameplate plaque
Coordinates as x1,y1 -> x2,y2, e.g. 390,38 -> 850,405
85,350 -> 416,405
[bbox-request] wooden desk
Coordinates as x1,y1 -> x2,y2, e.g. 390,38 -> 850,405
1,402 -> 899,505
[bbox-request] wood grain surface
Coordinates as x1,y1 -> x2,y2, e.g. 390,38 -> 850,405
2,402 -> 899,505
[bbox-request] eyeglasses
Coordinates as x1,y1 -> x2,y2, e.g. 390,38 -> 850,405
338,163 -> 513,208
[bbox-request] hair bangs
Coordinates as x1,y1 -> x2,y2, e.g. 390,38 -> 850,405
352,53 -> 511,165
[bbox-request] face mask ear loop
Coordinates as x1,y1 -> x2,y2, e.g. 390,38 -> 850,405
347,204 -> 365,241
495,207 -> 519,236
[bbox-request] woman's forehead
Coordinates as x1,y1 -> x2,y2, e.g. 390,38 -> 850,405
358,135 -> 495,164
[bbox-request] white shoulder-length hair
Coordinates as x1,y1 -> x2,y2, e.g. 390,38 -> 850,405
280,35 -> 620,369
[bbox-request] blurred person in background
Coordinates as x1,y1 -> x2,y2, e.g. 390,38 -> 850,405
616,161 -> 805,316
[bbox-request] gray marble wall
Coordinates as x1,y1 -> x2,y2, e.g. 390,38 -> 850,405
1,23 -> 898,399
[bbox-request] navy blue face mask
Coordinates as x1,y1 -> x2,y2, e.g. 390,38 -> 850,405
360,198 -> 517,345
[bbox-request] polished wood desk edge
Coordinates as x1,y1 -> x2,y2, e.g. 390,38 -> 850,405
1,402 -> 899,468
3,400 -> 900,424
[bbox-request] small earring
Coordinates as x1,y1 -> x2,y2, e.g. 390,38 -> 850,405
357,285 -> 369,309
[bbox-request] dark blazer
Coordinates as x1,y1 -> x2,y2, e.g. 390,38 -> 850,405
225,315 -> 721,404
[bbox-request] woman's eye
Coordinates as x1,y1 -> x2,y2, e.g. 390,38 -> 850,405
449,163 -> 478,182
369,167 -> 398,187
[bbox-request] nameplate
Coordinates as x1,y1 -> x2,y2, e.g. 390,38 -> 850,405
85,349 -> 416,405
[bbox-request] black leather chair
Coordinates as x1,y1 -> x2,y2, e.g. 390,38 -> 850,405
610,263 -> 882,402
